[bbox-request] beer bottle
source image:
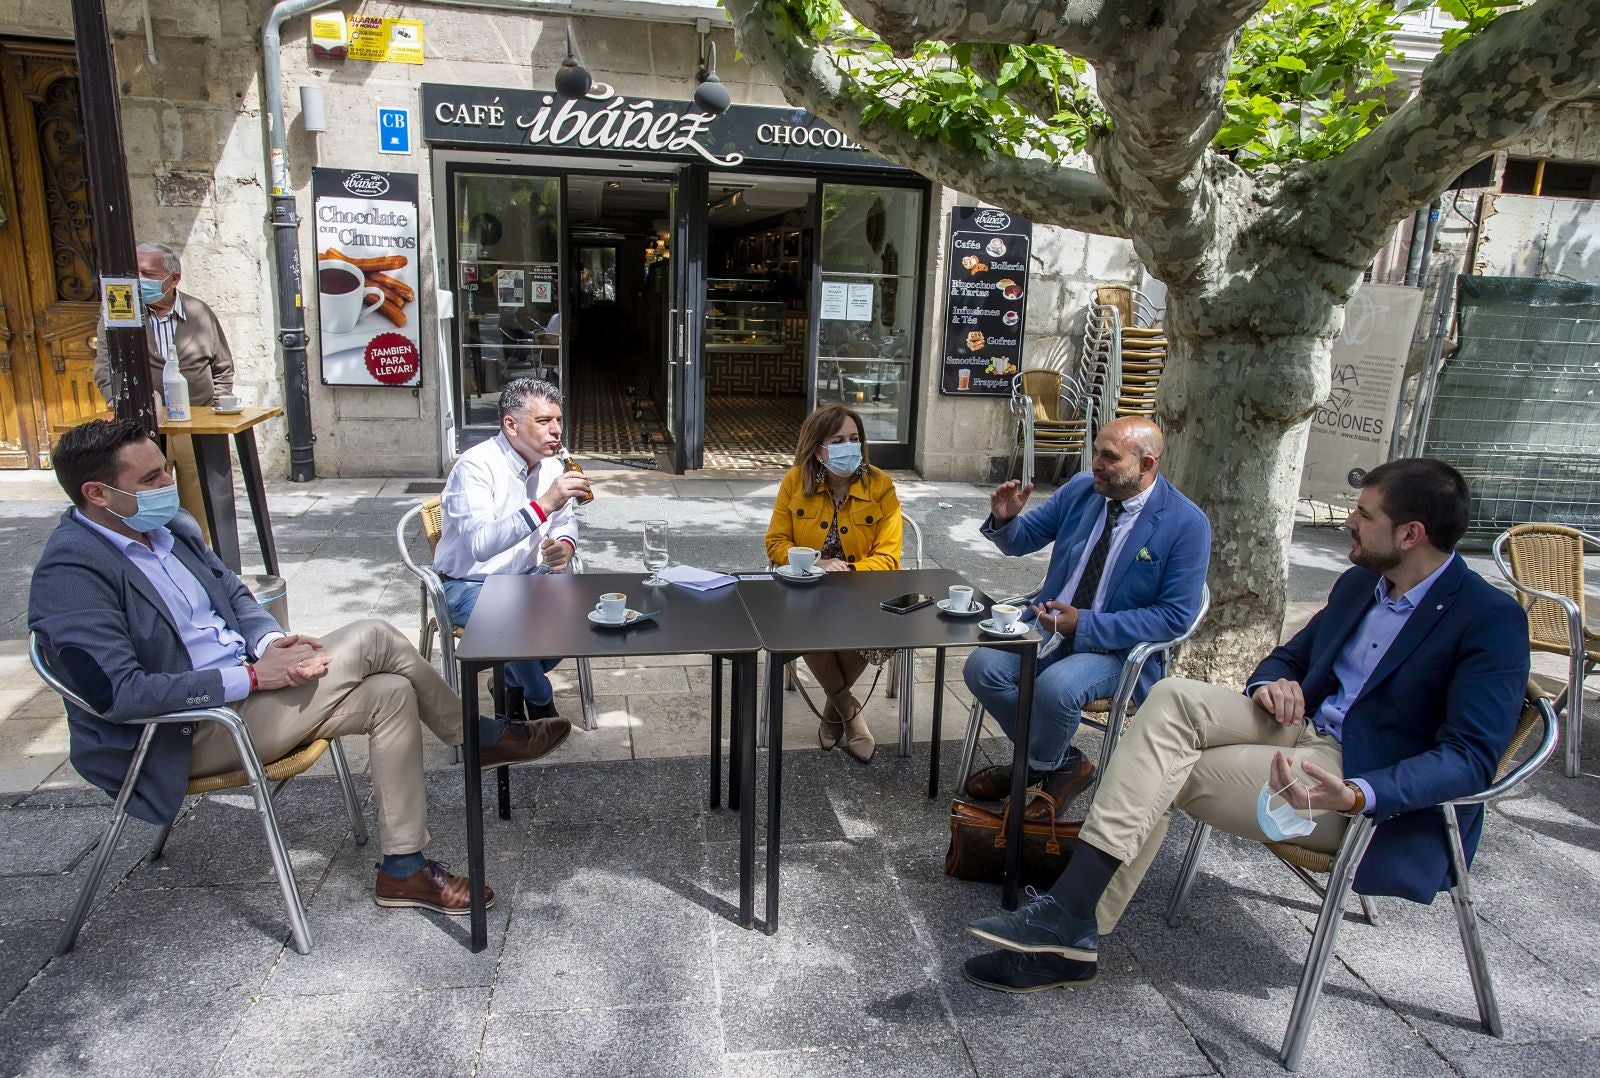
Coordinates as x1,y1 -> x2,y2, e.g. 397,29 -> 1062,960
557,445 -> 594,504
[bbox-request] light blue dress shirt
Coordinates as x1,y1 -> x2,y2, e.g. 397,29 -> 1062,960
1252,553 -> 1457,814
74,511 -> 280,702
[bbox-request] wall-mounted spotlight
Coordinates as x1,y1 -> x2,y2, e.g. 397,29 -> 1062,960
693,41 -> 731,116
554,25 -> 592,100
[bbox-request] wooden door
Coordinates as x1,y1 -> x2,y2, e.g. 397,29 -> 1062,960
0,39 -> 102,469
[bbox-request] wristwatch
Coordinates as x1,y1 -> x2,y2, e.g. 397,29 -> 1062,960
1340,780 -> 1367,817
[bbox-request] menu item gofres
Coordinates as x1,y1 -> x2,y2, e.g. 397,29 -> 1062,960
940,208 -> 1033,396
312,168 -> 423,387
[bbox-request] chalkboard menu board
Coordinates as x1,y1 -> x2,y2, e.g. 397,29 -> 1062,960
938,208 -> 1033,396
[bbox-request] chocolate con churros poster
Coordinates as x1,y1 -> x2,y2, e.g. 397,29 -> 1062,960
312,168 -> 423,387
938,207 -> 1033,397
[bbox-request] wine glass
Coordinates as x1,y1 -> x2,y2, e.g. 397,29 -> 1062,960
642,519 -> 670,587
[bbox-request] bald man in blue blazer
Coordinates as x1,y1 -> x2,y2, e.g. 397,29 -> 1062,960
963,417 -> 1211,820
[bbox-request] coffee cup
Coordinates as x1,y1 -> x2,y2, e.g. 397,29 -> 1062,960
991,603 -> 1022,631
594,592 -> 627,624
215,393 -> 240,411
788,547 -> 818,574
947,585 -> 974,612
317,258 -> 385,334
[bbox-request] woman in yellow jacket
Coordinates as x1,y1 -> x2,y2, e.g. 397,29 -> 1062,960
764,403 -> 903,762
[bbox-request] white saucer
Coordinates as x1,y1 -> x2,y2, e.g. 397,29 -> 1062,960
775,564 -> 824,583
978,618 -> 1027,638
936,598 -> 985,618
212,406 -> 244,415
587,608 -> 653,628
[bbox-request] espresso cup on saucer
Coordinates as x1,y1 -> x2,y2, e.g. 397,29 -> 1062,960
215,393 -> 240,411
788,547 -> 818,574
991,603 -> 1023,632
595,592 -> 627,624
947,585 -> 973,612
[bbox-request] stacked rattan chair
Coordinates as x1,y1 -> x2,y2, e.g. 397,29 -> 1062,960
1090,284 -> 1168,421
1006,368 -> 1092,485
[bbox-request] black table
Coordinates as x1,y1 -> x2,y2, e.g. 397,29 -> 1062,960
453,572 -> 763,952
735,568 -> 1040,932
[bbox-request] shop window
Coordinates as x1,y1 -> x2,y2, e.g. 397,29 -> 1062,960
1502,157 -> 1600,200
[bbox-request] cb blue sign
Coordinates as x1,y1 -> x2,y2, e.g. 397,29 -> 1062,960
378,108 -> 411,154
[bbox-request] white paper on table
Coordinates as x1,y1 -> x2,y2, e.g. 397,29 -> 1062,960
658,564 -> 738,591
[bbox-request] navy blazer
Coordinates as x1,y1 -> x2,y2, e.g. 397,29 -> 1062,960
982,473 -> 1211,700
1251,557 -> 1529,902
28,509 -> 281,826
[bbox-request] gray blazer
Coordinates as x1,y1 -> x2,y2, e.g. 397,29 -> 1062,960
28,509 -> 280,825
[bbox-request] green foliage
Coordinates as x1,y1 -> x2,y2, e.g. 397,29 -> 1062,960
772,0 -> 1519,171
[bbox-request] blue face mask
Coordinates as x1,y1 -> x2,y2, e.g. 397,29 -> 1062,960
1256,779 -> 1317,842
823,441 -> 862,477
138,277 -> 170,305
104,482 -> 181,532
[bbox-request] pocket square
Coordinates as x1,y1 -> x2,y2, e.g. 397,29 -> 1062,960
1135,547 -> 1154,562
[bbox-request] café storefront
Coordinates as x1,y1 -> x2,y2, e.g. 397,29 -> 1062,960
421,83 -> 931,471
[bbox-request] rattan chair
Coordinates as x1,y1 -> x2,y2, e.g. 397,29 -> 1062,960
397,497 -> 597,730
759,512 -> 926,756
1492,524 -> 1598,777
30,633 -> 368,957
954,584 -> 1210,795
1007,369 -> 1091,486
1164,684 -> 1560,1070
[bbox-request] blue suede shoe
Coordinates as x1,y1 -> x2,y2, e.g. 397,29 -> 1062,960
967,887 -> 1098,960
962,949 -> 1099,994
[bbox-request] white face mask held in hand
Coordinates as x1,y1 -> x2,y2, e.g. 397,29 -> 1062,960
1256,778 -> 1317,841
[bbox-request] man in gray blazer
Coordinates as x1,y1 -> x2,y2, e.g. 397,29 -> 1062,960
29,420 -> 561,916
93,241 -> 235,545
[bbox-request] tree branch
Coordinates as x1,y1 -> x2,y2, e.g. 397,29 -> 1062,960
836,0 -> 1121,60
724,0 -> 1129,236
1305,0 -> 1600,264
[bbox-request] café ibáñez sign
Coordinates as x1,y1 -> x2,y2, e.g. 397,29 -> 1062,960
421,83 -> 900,171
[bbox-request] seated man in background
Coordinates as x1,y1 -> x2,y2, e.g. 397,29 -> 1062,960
30,419 -> 554,915
961,458 -> 1529,993
963,417 -> 1211,821
435,378 -> 588,733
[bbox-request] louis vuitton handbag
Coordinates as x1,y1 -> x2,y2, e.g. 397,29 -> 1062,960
944,795 -> 1080,890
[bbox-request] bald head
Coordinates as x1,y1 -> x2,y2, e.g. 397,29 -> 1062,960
1089,417 -> 1164,499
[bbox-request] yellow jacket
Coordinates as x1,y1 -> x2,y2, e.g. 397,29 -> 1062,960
764,465 -> 902,571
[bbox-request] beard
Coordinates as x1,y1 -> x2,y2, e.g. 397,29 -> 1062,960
1348,536 -> 1402,573
1094,465 -> 1143,500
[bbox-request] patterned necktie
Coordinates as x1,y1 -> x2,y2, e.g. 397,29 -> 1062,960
1071,499 -> 1125,610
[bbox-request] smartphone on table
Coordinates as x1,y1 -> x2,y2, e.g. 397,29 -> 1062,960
880,592 -> 935,614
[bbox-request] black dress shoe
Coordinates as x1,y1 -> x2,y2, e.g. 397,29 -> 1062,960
962,949 -> 1098,994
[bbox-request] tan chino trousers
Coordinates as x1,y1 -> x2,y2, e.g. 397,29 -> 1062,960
1087,678 -> 1349,934
188,619 -> 463,856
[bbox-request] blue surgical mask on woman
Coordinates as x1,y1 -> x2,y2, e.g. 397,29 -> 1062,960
138,277 -> 169,305
103,482 -> 181,532
822,441 -> 862,477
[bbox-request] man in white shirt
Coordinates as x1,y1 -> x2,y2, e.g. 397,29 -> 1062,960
435,378 -> 590,730
961,418 -> 1211,821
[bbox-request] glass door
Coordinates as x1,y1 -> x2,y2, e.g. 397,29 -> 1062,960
450,170 -> 563,439
814,183 -> 924,463
668,165 -> 708,471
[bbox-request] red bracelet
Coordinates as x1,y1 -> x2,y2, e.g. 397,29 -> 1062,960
246,664 -> 259,693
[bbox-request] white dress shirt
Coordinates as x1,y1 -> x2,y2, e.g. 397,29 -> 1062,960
73,510 -> 282,702
434,433 -> 579,580
149,292 -> 186,363
1056,482 -> 1154,611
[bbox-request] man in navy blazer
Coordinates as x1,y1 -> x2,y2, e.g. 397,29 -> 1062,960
963,417 -> 1211,820
29,419 -> 556,918
961,458 -> 1530,995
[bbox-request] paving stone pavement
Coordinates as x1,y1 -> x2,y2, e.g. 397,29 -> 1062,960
1,466 -> 1596,1076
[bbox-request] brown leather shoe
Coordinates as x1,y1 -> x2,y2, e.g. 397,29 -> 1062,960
965,764 -> 1013,800
374,860 -> 493,916
480,717 -> 571,769
1024,754 -> 1096,823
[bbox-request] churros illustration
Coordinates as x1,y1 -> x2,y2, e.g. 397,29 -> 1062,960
321,247 -> 411,326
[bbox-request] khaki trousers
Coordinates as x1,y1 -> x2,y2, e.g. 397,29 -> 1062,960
189,619 -> 463,856
166,434 -> 212,547
1086,678 -> 1348,934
